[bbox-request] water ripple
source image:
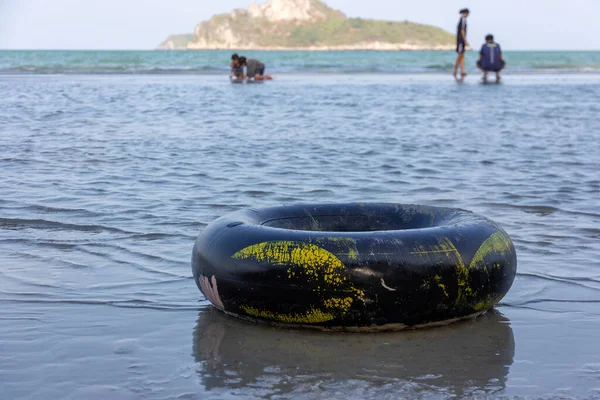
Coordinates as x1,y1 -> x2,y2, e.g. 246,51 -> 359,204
1,73 -> 600,398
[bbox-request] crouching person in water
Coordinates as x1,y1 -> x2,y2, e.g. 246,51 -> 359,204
477,34 -> 506,83
230,53 -> 244,81
239,57 -> 273,81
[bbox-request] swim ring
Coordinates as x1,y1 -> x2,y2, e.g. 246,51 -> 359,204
192,203 -> 517,331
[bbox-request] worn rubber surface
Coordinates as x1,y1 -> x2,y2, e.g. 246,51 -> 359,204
192,203 -> 517,330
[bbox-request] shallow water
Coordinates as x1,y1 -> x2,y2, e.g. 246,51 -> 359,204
1,73 -> 600,399
1,50 -> 600,75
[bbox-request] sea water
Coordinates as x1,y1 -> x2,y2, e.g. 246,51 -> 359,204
1,51 -> 600,399
1,49 -> 599,75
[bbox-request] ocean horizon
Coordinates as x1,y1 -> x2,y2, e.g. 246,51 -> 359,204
1,49 -> 599,75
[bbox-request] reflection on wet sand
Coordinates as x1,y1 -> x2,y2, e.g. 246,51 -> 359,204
192,308 -> 514,398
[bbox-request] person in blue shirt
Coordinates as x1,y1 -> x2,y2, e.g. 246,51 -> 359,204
477,35 -> 506,83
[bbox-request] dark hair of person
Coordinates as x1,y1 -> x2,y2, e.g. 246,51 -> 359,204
231,53 -> 239,60
485,34 -> 494,41
460,8 -> 469,14
239,56 -> 247,65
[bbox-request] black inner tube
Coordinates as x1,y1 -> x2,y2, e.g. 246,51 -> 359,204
192,203 -> 517,331
259,204 -> 458,232
263,214 -> 439,232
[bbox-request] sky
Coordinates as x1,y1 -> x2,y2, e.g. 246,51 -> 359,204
0,0 -> 598,50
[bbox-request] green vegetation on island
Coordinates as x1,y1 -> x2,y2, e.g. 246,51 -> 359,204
283,18 -> 455,47
157,0 -> 455,51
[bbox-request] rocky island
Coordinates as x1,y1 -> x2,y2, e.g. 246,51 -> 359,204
157,0 -> 455,51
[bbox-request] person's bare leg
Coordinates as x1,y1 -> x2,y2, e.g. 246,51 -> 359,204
253,74 -> 273,81
496,63 -> 505,83
477,64 -> 487,82
453,54 -> 462,79
459,54 -> 467,77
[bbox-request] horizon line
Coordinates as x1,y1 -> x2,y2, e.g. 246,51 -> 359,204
1,48 -> 599,52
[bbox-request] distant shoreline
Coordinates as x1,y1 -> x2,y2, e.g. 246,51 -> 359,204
160,41 -> 458,51
159,46 -> 458,52
1,49 -> 600,52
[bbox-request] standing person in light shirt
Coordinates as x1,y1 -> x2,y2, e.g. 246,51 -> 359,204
453,8 -> 470,80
